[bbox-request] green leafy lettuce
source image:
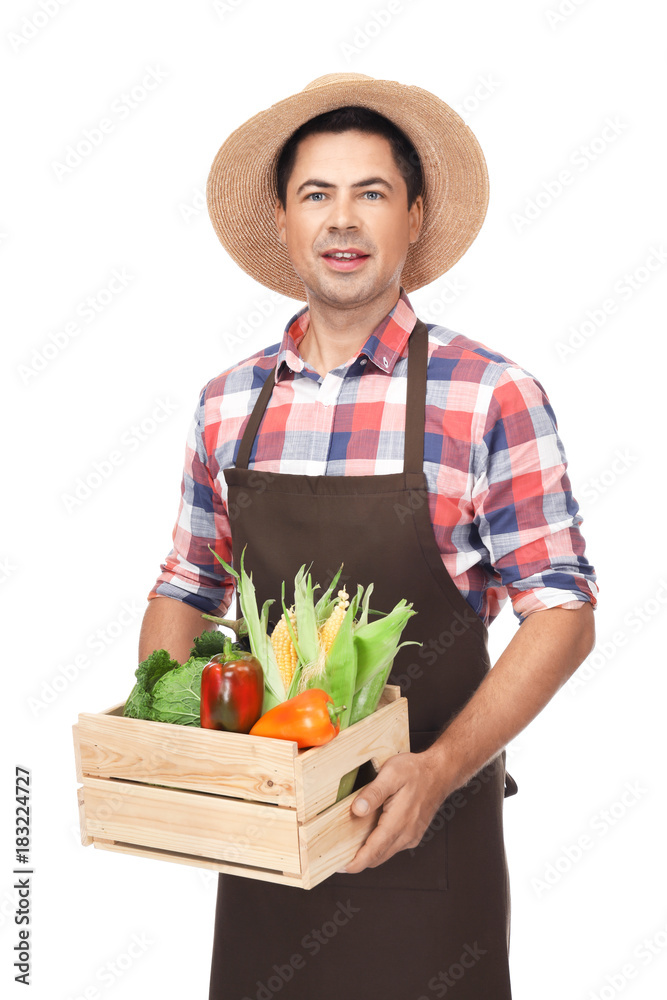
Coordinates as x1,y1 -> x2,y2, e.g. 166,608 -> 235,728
147,656 -> 209,726
123,649 -> 180,720
123,628 -> 246,726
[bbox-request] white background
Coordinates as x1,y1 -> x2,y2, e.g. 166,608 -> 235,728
2,1 -> 666,998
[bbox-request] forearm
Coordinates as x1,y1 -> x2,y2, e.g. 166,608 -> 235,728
138,595 -> 217,663
421,602 -> 596,795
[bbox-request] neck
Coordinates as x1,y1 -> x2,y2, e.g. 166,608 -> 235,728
299,286 -> 401,377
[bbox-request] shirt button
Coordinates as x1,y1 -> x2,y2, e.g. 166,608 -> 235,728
359,358 -> 367,366
382,357 -> 389,368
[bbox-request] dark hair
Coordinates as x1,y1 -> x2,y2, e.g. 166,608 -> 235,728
275,106 -> 423,209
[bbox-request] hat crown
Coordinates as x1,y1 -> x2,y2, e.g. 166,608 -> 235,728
303,73 -> 373,92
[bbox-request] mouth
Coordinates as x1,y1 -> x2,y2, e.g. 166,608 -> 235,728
321,249 -> 370,272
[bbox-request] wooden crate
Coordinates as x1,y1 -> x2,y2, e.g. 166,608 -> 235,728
73,685 -> 409,889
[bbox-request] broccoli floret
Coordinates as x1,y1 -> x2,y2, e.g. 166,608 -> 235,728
188,629 -> 229,660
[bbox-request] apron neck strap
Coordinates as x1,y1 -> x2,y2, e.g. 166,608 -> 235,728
404,317 -> 428,474
235,365 -> 276,469
235,316 -> 429,473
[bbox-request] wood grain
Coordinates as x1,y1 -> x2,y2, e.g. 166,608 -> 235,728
73,684 -> 409,888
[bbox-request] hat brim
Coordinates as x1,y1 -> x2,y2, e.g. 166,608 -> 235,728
206,75 -> 489,301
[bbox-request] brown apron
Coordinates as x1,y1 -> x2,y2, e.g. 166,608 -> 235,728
208,318 -> 518,999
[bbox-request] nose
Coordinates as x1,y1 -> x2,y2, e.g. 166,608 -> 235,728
326,190 -> 360,231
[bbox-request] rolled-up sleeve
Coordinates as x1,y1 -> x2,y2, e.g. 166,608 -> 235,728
472,365 -> 598,623
147,386 -> 234,615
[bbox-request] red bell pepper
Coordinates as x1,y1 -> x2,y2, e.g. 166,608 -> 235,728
249,688 -> 345,747
200,637 -> 264,734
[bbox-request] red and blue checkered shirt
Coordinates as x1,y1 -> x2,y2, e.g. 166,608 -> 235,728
149,287 -> 597,626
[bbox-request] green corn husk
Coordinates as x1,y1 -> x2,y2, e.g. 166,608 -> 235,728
334,603 -> 420,802
336,769 -> 360,801
204,550 -> 420,802
284,566 -> 347,700
335,638 -> 420,800
351,669 -> 391,728
352,601 -> 418,693
204,544 -> 285,713
297,588 -> 361,732
292,564 -> 321,667
314,565 -> 344,623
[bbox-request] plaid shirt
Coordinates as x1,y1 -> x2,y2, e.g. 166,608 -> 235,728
149,287 -> 597,626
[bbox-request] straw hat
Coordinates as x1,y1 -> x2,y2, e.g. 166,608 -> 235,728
206,73 -> 489,301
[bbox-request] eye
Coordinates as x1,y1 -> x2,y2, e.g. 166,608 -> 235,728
306,192 -> 325,201
363,191 -> 383,200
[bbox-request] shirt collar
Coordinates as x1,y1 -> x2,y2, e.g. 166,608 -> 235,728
275,286 -> 418,382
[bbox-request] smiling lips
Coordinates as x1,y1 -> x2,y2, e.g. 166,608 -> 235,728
322,248 -> 370,271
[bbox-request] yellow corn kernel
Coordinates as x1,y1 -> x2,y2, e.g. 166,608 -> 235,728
319,588 -> 350,656
271,608 -> 298,689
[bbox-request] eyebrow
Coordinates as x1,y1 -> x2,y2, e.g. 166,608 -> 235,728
294,176 -> 394,197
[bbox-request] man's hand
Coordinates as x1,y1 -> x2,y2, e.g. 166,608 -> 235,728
338,751 -> 451,874
337,603 -> 596,874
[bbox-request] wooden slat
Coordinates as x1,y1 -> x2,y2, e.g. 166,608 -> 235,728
294,696 -> 410,822
92,839 -> 305,888
298,796 -> 382,888
77,712 -> 297,806
100,701 -> 126,717
74,683 -> 409,886
72,724 -> 84,784
81,776 -> 301,872
377,683 -> 401,705
76,785 -> 93,846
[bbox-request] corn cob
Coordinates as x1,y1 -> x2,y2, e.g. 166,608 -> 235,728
318,588 -> 349,654
271,607 -> 299,690
295,588 -> 351,695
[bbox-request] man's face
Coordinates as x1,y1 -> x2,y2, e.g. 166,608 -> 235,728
274,129 -> 422,309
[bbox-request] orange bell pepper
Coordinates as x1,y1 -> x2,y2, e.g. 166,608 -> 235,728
249,688 -> 345,748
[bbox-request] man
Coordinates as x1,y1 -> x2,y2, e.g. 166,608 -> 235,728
141,73 -> 597,999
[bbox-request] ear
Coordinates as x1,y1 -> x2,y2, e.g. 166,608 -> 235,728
408,194 -> 424,244
275,198 -> 286,246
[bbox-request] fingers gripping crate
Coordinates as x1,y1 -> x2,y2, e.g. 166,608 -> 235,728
72,684 -> 409,889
